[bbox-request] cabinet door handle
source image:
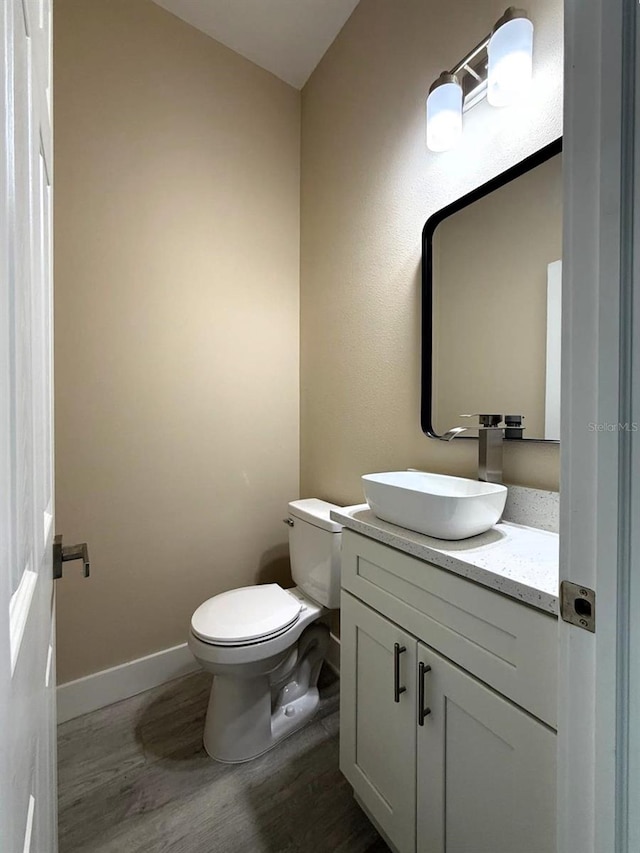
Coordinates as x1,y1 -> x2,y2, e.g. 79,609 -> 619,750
418,661 -> 432,725
393,643 -> 407,702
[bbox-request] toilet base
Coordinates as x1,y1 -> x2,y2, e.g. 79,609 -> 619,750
203,623 -> 329,763
205,687 -> 321,764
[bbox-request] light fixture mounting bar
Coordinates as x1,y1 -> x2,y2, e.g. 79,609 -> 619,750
447,36 -> 491,110
449,34 -> 491,77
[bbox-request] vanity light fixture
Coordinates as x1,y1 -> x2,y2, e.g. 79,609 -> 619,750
426,7 -> 534,152
426,72 -> 463,152
488,8 -> 534,106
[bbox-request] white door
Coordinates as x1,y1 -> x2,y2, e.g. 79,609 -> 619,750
340,592 -> 417,853
416,644 -> 556,853
0,1 -> 56,852
559,0 -> 640,850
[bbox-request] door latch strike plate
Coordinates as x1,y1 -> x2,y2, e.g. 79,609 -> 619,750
560,581 -> 595,633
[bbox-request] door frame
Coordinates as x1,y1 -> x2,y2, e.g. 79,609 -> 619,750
0,0 -> 12,845
559,0 -> 638,850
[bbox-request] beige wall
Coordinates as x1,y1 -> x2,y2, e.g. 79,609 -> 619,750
300,0 -> 563,503
54,0 -> 300,683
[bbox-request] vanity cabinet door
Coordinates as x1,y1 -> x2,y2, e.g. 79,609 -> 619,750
340,592 -> 417,853
416,643 -> 556,853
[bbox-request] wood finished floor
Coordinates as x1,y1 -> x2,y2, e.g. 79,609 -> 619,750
57,667 -> 389,853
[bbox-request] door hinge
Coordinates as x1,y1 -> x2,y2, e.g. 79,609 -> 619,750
560,581 -> 595,633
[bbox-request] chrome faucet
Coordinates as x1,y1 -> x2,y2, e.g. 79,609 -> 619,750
441,414 -> 505,484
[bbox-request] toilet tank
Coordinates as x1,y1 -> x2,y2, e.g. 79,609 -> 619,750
287,499 -> 342,609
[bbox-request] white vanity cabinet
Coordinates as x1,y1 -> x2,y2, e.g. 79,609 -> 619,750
339,530 -> 557,853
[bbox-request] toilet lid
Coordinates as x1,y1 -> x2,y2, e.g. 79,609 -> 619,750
191,584 -> 302,645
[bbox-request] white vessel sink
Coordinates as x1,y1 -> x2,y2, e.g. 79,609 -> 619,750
361,471 -> 508,540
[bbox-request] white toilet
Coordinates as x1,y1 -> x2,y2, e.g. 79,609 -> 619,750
188,498 -> 342,763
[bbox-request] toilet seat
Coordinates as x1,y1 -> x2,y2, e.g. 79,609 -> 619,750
191,584 -> 302,646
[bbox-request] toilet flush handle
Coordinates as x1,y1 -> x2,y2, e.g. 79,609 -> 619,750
283,518 -> 295,527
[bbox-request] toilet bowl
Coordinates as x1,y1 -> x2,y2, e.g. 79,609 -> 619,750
189,499 -> 342,763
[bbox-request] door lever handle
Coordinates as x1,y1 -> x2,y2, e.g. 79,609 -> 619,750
53,535 -> 90,579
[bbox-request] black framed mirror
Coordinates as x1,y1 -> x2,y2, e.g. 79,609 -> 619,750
421,137 -> 563,442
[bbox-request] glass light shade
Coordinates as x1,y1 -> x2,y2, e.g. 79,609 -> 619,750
487,15 -> 534,106
426,78 -> 463,152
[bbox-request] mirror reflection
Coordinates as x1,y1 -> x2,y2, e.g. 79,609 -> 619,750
428,147 -> 562,441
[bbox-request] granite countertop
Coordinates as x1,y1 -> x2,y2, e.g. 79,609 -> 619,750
330,504 -> 560,615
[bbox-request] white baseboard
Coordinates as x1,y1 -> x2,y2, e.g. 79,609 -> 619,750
58,632 -> 341,725
326,632 -> 340,676
57,643 -> 200,724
